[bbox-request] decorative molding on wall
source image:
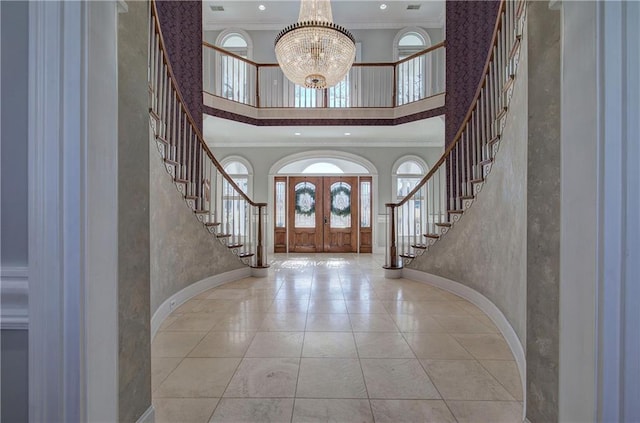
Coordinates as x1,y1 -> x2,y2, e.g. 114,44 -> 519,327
402,267 -> 527,421
0,267 -> 29,330
135,405 -> 155,423
151,267 -> 252,340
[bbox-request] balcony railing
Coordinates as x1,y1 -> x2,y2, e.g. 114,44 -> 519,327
203,41 -> 445,109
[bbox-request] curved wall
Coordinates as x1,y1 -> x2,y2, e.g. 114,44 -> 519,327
149,139 -> 245,315
407,32 -> 528,343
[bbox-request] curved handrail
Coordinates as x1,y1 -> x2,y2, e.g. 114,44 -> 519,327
151,1 -> 265,207
393,1 -> 506,208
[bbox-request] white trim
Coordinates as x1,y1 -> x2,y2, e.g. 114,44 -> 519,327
393,26 -> 432,61
203,20 -> 445,32
402,268 -> 527,421
28,2 -> 119,421
269,150 -> 378,176
135,405 -> 155,423
0,267 -> 29,330
215,28 -> 253,59
151,267 -> 252,340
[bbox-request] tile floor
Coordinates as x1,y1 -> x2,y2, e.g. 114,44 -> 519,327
152,254 -> 523,423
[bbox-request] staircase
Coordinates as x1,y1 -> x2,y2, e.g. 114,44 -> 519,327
384,0 -> 526,270
148,1 -> 268,270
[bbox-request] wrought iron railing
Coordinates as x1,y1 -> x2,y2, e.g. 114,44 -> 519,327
384,0 -> 526,269
149,1 -> 268,269
203,41 -> 446,108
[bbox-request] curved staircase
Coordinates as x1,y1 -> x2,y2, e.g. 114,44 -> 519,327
148,1 -> 268,270
384,0 -> 526,269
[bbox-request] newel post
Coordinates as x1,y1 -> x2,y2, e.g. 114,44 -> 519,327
385,203 -> 399,269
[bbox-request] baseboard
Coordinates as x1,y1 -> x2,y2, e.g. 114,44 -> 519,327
136,405 -> 155,423
151,267 -> 252,340
1,266 -> 29,330
402,268 -> 527,420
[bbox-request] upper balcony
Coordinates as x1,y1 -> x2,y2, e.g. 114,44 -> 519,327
203,30 -> 446,123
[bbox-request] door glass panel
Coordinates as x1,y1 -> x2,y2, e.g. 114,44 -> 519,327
294,182 -> 316,228
275,181 -> 286,228
360,180 -> 371,227
330,182 -> 351,228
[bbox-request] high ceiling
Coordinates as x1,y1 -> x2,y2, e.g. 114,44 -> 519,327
202,1 -> 445,31
202,0 -> 446,148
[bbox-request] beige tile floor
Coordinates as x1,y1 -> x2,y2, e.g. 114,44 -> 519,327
152,254 -> 523,423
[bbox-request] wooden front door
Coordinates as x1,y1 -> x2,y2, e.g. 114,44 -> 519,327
288,176 -> 358,253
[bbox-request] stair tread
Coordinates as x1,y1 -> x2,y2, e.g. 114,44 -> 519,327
227,243 -> 243,249
216,234 -> 232,239
488,135 -> 501,145
470,178 -> 485,184
448,209 -> 464,214
174,178 -> 189,184
435,222 -> 452,227
164,158 -> 179,166
479,158 -> 494,166
399,253 -> 417,259
411,244 -> 428,249
156,135 -> 169,145
460,195 -> 475,200
423,233 -> 440,239
194,209 -> 210,214
238,252 -> 255,258
204,222 -> 221,227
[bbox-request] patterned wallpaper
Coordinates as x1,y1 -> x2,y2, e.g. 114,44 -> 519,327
155,0 -> 203,131
445,0 -> 501,146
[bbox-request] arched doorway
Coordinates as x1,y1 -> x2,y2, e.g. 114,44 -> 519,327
270,153 -> 377,253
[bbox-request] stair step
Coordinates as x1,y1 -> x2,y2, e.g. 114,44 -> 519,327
509,37 -> 522,60
496,107 -> 508,121
205,222 -> 221,227
479,158 -> 493,166
174,178 -> 189,184
470,178 -> 485,184
149,108 -> 160,121
164,158 -> 179,166
185,195 -> 198,200
238,252 -> 255,258
424,233 -> 440,239
448,210 -> 464,214
460,195 -> 475,200
156,135 -> 168,145
194,209 -> 210,214
502,76 -> 515,94
411,244 -> 428,250
216,234 -> 232,238
227,243 -> 243,249
399,253 -> 417,259
435,222 -> 452,228
488,135 -> 501,145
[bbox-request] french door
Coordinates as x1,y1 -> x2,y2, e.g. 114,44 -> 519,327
277,176 -> 369,253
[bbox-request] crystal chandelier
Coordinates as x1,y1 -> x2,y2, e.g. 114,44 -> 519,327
275,0 -> 356,89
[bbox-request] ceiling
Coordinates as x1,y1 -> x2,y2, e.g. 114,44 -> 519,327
203,114 -> 445,148
202,1 -> 445,31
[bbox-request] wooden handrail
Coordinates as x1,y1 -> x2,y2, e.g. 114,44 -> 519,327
151,1 -> 264,207
203,40 -> 446,69
393,0 -> 506,208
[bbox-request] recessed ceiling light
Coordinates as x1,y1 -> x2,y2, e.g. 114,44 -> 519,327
294,132 -> 301,136
258,4 -> 266,11
379,4 -> 387,10
344,132 -> 351,136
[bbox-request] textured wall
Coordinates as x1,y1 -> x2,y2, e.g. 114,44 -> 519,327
156,0 -> 203,131
118,2 -> 152,421
445,0 -> 501,145
149,142 -> 245,315
407,30 -> 528,343
526,3 -> 561,422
